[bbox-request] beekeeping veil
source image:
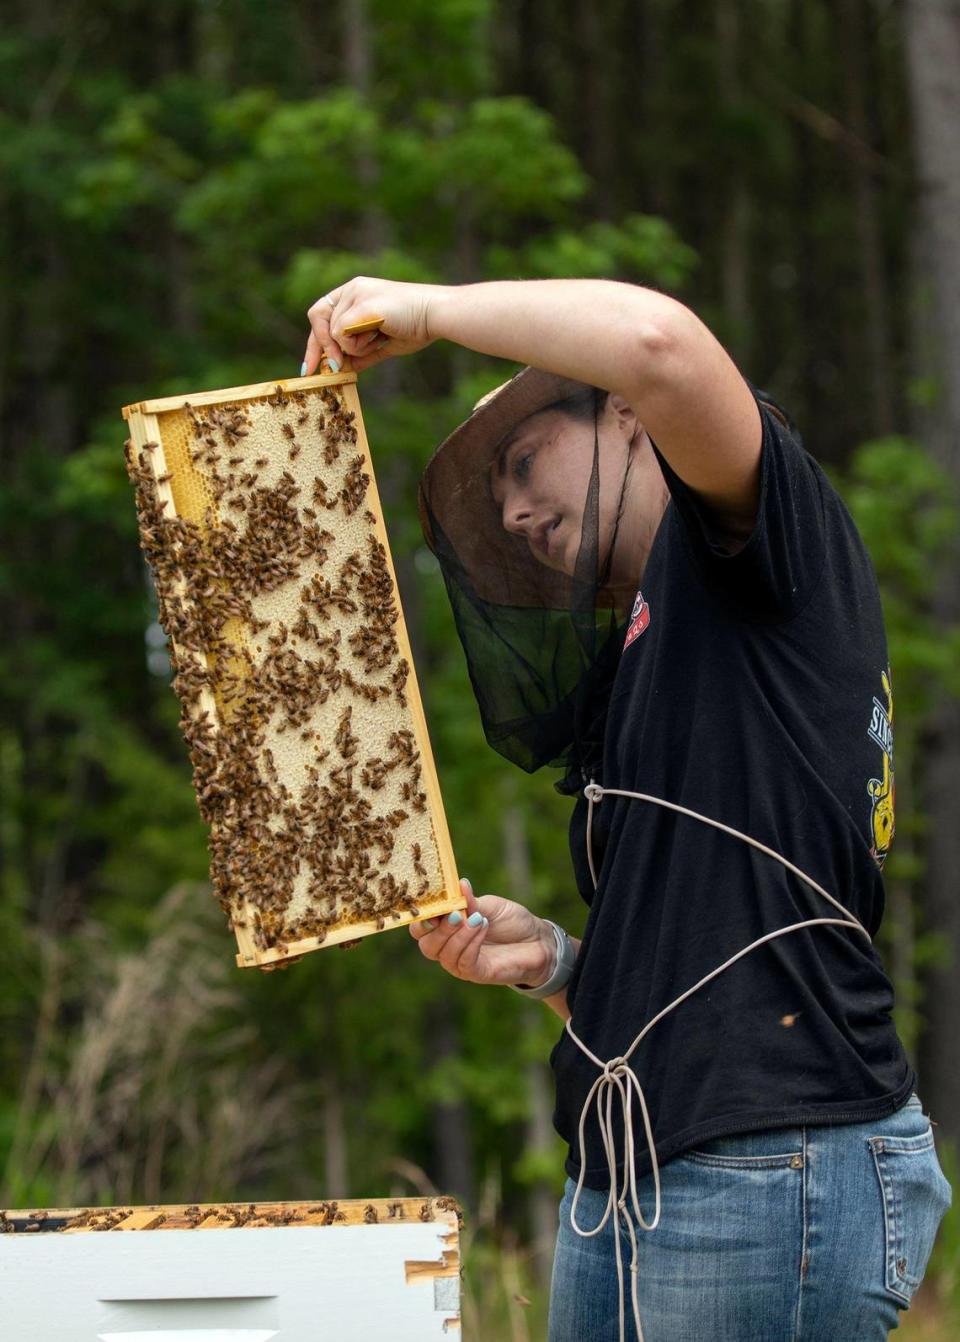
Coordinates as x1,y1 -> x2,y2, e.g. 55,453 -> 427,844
417,368 -> 635,794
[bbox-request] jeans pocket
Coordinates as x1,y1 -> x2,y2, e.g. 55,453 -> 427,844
680,1129 -> 804,1169
868,1127 -> 953,1305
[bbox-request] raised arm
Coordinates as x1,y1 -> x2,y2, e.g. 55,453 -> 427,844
303,277 -> 762,527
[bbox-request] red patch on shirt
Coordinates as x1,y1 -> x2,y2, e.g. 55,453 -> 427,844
624,590 -> 650,649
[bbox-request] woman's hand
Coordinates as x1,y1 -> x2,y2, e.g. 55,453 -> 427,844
302,277 -> 443,376
408,877 -> 555,988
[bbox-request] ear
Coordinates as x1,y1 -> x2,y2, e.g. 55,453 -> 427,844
607,392 -> 642,443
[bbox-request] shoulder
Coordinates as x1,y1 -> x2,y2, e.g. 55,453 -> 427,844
626,303 -> 763,533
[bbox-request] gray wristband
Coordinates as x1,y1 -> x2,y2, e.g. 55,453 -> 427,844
509,920 -> 577,1000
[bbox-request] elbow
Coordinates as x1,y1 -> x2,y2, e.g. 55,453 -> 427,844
625,305 -> 689,397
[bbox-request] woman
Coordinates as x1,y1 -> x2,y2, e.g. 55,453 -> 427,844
302,278 -> 952,1342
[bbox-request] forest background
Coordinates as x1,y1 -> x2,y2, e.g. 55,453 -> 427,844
2,1 -> 959,1336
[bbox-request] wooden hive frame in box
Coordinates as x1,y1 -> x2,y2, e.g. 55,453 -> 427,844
122,372 -> 462,969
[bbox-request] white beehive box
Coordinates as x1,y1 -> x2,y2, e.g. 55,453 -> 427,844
0,1196 -> 462,1339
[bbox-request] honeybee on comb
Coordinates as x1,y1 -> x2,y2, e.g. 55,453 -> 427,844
121,372 -> 462,968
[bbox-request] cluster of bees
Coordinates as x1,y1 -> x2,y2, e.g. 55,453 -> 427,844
124,383 -> 438,961
1,1196 -> 462,1233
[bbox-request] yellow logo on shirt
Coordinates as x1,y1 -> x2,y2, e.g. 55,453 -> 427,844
866,668 -> 895,867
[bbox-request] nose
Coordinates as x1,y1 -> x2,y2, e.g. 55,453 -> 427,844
501,491 -> 533,536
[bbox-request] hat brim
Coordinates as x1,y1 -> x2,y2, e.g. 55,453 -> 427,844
417,367 -> 588,608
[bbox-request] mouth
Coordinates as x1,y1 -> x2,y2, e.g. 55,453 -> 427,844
531,516 -> 561,558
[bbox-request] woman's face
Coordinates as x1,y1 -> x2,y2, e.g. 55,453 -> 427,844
490,395 -> 665,591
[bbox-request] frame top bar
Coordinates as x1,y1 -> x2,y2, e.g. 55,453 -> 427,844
122,371 -> 358,419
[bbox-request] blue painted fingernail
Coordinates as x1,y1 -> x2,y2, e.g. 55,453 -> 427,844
481,916 -> 489,928
461,876 -> 473,897
446,911 -> 462,926
328,358 -> 341,373
299,361 -> 308,376
422,919 -> 437,930
467,912 -> 483,928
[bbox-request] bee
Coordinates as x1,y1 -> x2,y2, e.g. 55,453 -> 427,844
156,471 -> 174,484
282,423 -> 296,441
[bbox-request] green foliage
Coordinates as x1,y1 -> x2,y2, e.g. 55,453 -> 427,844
283,247 -> 441,311
839,437 -> 960,699
490,213 -> 700,287
836,438 -> 960,1063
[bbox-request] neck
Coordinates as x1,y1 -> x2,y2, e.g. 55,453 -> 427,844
607,434 -> 669,607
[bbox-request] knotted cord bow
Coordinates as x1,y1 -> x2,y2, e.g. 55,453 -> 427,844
563,780 -> 873,1342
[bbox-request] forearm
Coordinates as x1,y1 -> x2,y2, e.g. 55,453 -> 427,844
428,279 -> 686,402
510,919 -> 581,1020
542,936 -> 581,1021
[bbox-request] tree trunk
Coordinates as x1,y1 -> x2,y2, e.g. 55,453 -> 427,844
343,0 -> 389,260
715,0 -> 752,367
576,1 -> 615,217
839,0 -> 895,435
502,784 -> 559,1288
903,2 -> 960,441
429,1009 -> 477,1211
902,0 -> 960,1143
322,1071 -> 350,1198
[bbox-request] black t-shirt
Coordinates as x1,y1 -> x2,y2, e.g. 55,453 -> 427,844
550,381 -> 914,1192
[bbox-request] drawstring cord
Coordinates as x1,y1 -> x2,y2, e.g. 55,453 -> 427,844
566,780 -> 873,1342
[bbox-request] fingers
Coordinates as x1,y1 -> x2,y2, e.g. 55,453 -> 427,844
408,877 -> 473,940
353,328 -> 382,353
421,911 -> 487,975
302,328 -> 323,378
304,293 -> 345,376
451,912 -> 489,978
460,877 -> 483,917
302,309 -> 388,377
408,877 -> 489,979
345,338 -> 393,373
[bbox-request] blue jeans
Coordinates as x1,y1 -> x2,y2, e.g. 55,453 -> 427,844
548,1092 -> 953,1341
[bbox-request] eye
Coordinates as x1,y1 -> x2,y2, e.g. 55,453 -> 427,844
513,451 -> 533,483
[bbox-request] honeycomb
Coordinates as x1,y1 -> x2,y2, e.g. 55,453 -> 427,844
122,376 -> 460,968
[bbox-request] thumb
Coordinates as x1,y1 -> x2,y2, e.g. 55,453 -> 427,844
459,876 -> 479,915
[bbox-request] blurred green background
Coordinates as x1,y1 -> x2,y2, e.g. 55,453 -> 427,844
2,1 -> 959,1335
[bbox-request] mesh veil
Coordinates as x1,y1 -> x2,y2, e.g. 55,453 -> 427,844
418,373 -> 633,794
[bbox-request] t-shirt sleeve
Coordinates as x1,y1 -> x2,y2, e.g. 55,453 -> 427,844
647,378 -> 827,622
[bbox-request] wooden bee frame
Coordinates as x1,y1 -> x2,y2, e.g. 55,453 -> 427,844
1,1196 -> 462,1338
122,373 -> 462,969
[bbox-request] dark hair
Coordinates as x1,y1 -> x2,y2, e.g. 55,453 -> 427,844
548,385 -> 609,422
